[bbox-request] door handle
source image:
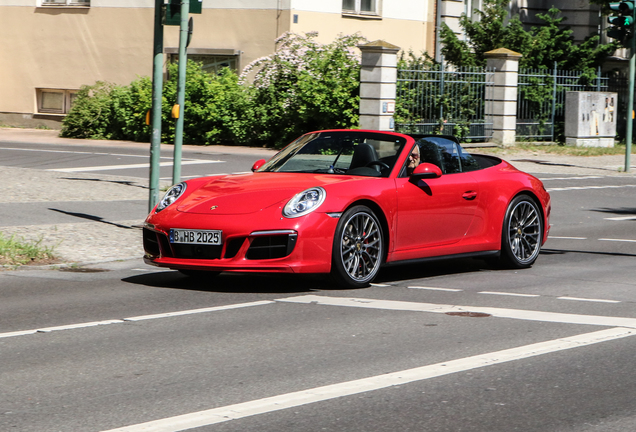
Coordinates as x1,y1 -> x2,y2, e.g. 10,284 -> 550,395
462,191 -> 477,201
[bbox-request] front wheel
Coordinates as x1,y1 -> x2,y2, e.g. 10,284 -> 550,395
500,195 -> 543,268
331,205 -> 384,288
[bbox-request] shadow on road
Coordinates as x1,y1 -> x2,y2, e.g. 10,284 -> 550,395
122,270 -> 324,294
48,208 -> 135,229
123,257 -> 496,293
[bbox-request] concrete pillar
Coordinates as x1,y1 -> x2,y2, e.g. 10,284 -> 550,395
485,48 -> 522,147
358,40 -> 400,131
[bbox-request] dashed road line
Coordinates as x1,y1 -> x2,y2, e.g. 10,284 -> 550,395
0,146 -> 159,159
479,291 -> 540,298
47,159 -> 223,173
539,176 -> 603,181
548,236 -> 587,240
547,184 -> 636,192
408,286 -> 463,292
100,327 -> 636,432
0,301 -> 274,340
604,216 -> 636,221
599,238 -> 636,243
558,296 -> 621,304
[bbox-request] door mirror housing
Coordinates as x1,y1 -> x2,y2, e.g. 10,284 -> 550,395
411,162 -> 442,179
251,159 -> 266,172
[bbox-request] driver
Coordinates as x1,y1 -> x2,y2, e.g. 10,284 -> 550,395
406,144 -> 420,175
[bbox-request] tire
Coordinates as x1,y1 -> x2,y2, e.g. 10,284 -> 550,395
178,269 -> 221,279
331,205 -> 384,288
500,195 -> 543,268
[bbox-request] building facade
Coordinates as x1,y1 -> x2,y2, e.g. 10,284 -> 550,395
0,0 -> 436,128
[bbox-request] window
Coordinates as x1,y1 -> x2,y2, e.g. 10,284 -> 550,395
170,54 -> 238,74
165,49 -> 241,75
41,0 -> 89,6
343,0 -> 380,16
36,89 -> 78,115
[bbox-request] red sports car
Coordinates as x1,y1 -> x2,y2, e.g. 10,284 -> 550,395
143,130 -> 551,288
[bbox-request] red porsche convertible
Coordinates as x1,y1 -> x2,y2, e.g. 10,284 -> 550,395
143,130 -> 551,288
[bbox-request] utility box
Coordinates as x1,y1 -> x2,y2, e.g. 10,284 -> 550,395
565,91 -> 617,147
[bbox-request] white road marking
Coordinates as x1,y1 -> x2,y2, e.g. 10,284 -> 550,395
547,184 -> 636,192
0,146 -> 161,159
124,301 -> 274,322
0,301 -> 274,340
479,291 -> 540,298
276,295 -> 636,328
599,238 -> 636,243
539,176 -> 603,181
100,327 -> 635,432
548,236 -> 587,240
408,286 -> 463,292
47,160 -> 223,173
604,216 -> 636,221
558,296 -> 621,304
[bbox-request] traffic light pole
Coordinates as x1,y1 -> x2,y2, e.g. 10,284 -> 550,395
626,35 -> 635,172
149,0 -> 164,212
172,0 -> 190,185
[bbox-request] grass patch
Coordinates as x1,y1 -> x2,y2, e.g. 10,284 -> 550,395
481,143 -> 636,157
0,232 -> 57,267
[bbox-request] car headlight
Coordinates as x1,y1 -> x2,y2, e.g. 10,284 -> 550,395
156,182 -> 186,212
283,187 -> 326,218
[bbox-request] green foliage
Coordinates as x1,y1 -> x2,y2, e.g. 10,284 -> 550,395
440,0 -> 618,74
61,81 -> 117,139
395,51 -> 487,141
61,32 -> 365,148
0,232 -> 56,266
241,32 -> 366,148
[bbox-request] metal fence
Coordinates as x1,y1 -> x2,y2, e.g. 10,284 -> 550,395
517,65 -> 609,141
395,61 -> 494,141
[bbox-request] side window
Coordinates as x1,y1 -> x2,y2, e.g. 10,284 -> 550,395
404,136 -> 485,175
459,150 -> 481,172
435,140 -> 462,174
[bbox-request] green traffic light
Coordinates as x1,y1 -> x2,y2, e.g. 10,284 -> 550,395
608,15 -> 634,26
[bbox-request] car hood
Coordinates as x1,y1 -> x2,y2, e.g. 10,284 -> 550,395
176,172 -> 362,215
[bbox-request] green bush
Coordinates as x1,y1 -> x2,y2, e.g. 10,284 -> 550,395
61,32 -> 365,148
61,81 -> 117,139
241,32 -> 365,148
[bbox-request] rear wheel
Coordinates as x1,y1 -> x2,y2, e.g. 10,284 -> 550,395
500,195 -> 543,268
331,205 -> 384,288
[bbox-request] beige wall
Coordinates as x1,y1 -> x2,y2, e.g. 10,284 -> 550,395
289,10 -> 434,56
0,5 -> 433,128
0,6 -> 285,127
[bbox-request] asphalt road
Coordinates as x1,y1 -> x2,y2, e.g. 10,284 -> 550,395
2,136 -> 636,431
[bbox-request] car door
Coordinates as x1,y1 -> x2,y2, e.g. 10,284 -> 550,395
393,138 -> 479,251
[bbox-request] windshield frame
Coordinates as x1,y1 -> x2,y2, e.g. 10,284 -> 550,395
256,131 -> 409,178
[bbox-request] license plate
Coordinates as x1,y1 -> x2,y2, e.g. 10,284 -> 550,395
170,229 -> 222,245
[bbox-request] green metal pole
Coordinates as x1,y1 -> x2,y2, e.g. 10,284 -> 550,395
626,34 -> 635,173
172,0 -> 189,185
149,0 -> 164,212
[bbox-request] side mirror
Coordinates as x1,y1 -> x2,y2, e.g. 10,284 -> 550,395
251,159 -> 266,172
411,163 -> 442,179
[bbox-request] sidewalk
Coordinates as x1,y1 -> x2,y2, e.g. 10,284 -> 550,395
1,127 -> 634,268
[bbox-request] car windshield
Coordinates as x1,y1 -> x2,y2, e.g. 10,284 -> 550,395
256,131 -> 407,177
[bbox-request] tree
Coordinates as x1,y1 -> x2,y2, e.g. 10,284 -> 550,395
439,0 -> 617,73
240,32 -> 367,148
